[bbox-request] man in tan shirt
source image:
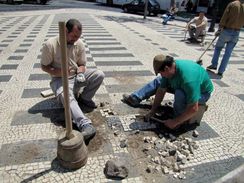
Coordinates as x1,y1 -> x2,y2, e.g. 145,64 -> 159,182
186,12 -> 208,42
207,0 -> 244,78
41,19 -> 105,142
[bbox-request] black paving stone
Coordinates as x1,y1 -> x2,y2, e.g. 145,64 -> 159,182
11,32 -> 21,34
92,53 -> 134,57
139,35 -> 145,37
160,48 -> 168,51
0,44 -> 8,47
19,44 -> 32,47
0,90 -> 2,95
8,56 -> 24,60
145,39 -> 152,41
27,35 -> 36,38
2,40 -> 13,42
0,139 -> 57,167
0,64 -> 18,70
169,53 -> 179,57
7,36 -> 17,38
28,74 -> 50,81
89,47 -> 126,51
33,63 -> 41,68
85,38 -> 116,41
239,68 -> 244,72
87,57 -> 94,61
104,70 -> 154,77
14,49 -> 28,53
0,75 -> 12,82
21,88 -> 49,98
88,42 -> 121,45
229,60 -> 244,64
95,61 -> 142,66
11,109 -> 64,126
213,80 -> 230,87
37,55 -> 41,59
23,39 -> 34,42
83,34 -> 112,37
235,94 -> 244,102
186,156 -> 244,183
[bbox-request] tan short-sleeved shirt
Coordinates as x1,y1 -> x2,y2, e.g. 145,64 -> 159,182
189,16 -> 208,30
41,36 -> 87,75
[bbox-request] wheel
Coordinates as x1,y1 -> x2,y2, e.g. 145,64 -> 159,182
40,0 -> 47,4
123,7 -> 128,13
7,0 -> 13,4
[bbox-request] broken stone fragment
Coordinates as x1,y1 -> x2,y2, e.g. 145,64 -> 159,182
114,130 -> 120,136
146,165 -> 154,173
152,156 -> 161,165
154,165 -> 161,172
173,163 -> 180,172
144,137 -> 151,143
120,139 -> 128,148
180,149 -> 190,157
178,172 -> 186,179
192,143 -> 199,150
100,102 -> 105,107
169,133 -> 177,141
192,130 -> 199,137
104,160 -> 129,179
162,166 -> 169,174
134,130 -> 140,134
158,151 -> 169,157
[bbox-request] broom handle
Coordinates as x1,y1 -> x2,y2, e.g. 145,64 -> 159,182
59,22 -> 73,139
198,36 -> 218,61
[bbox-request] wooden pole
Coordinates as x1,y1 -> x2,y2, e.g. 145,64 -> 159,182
59,22 -> 73,139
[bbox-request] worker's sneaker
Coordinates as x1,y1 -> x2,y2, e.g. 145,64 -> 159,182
122,94 -> 140,107
206,65 -> 217,70
79,98 -> 97,108
80,123 -> 96,141
217,72 -> 223,78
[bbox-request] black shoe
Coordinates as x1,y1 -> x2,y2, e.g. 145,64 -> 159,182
80,123 -> 96,141
206,65 -> 217,70
217,72 -> 223,78
122,94 -> 140,107
79,98 -> 97,108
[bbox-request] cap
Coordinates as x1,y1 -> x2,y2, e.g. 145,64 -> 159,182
153,54 -> 167,75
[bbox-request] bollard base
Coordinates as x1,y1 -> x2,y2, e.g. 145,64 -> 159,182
57,130 -> 88,170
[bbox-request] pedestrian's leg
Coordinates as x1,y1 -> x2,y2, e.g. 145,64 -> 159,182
131,76 -> 161,102
79,69 -> 105,101
173,89 -> 187,117
211,31 -> 226,67
218,31 -> 239,74
188,27 -> 195,38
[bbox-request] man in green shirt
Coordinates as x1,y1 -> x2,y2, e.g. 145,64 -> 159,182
122,54 -> 214,129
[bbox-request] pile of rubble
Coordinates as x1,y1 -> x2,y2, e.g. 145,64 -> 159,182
143,134 -> 199,179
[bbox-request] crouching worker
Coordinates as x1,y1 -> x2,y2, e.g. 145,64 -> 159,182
122,55 -> 213,130
186,11 -> 208,43
41,19 -> 105,141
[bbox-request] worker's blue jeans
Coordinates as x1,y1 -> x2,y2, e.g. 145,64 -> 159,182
131,76 -> 211,116
211,29 -> 240,74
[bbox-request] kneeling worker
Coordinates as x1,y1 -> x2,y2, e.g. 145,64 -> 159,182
122,55 -> 214,130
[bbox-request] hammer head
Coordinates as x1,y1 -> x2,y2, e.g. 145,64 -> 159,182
196,60 -> 203,65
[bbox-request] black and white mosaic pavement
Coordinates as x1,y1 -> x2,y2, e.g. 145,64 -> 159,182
0,10 -> 243,182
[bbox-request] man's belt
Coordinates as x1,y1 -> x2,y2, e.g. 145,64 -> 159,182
224,27 -> 241,31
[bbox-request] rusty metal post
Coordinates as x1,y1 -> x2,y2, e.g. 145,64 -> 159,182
58,22 -> 73,139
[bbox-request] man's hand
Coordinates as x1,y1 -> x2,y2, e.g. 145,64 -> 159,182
75,73 -> 86,83
215,29 -> 222,37
144,110 -> 155,122
164,119 -> 179,129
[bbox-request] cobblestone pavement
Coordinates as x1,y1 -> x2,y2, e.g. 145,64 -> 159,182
0,5 -> 243,183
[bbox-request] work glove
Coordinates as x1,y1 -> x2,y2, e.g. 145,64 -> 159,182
75,73 -> 86,83
215,29 -> 222,37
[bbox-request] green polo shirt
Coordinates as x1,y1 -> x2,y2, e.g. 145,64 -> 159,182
160,59 -> 214,104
